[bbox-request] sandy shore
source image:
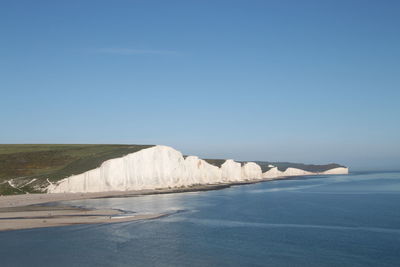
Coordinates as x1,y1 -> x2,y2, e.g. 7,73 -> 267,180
0,204 -> 167,231
0,178 -> 287,232
0,183 -> 240,231
0,188 -> 190,232
0,185 -> 230,209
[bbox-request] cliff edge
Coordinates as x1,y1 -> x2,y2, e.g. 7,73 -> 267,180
48,145 -> 349,193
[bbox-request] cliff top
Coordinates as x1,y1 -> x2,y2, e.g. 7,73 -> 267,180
0,144 -> 154,194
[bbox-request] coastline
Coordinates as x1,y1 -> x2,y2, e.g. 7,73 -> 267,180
0,175 -> 304,209
0,174 -> 334,232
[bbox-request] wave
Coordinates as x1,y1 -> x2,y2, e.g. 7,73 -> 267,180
176,218 -> 400,235
248,183 -> 327,193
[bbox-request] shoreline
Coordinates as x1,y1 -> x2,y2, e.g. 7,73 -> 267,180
0,175 -> 301,209
0,174 -> 330,232
0,204 -> 168,232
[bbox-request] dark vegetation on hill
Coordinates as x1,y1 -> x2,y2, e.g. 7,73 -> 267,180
205,159 -> 344,173
0,144 -> 153,195
203,159 -> 226,168
254,161 -> 345,172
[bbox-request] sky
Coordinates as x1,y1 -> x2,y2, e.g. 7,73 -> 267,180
1,0 -> 399,171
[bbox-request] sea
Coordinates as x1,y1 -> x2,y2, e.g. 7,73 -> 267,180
1,171 -> 400,267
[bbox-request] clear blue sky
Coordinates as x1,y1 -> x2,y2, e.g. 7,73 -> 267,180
1,0 -> 399,170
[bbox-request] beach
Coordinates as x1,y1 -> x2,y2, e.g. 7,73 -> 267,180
0,174 -> 319,232
0,177 -> 291,231
0,189 -> 187,231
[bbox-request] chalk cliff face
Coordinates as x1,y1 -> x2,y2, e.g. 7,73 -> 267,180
262,167 -> 283,179
261,166 -> 349,179
183,156 -> 222,185
320,167 -> 349,175
261,167 -> 312,179
283,167 -> 313,176
47,145 -> 348,193
241,162 -> 262,180
221,160 -> 242,182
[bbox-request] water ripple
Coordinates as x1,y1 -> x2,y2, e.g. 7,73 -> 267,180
180,218 -> 400,235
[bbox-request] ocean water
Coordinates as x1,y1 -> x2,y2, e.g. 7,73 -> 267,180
1,171 -> 400,267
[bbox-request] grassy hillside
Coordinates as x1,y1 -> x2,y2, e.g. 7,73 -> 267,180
0,144 -> 153,195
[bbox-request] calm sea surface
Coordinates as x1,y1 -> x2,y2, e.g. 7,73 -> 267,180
1,171 -> 400,267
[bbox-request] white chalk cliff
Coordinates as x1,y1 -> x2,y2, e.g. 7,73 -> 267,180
47,145 -> 349,193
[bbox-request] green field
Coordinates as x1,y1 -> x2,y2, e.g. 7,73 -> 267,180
0,144 -> 153,195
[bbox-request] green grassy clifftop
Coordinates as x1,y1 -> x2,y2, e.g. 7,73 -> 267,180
0,144 -> 153,195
